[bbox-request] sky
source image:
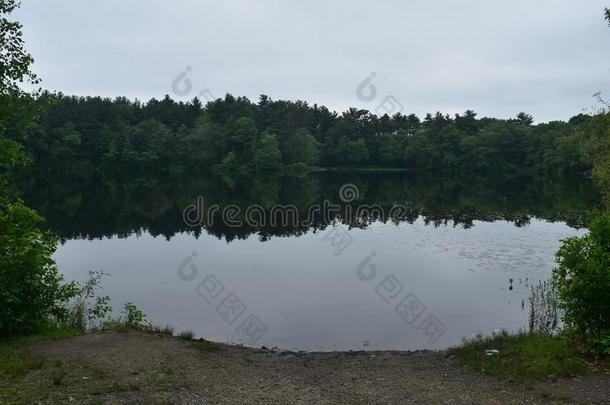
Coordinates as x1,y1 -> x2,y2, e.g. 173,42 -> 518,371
15,0 -> 610,123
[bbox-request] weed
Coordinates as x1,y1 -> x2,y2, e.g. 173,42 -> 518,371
451,331 -> 587,382
178,330 -> 194,340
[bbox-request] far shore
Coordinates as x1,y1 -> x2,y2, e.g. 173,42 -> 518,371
310,166 -> 413,172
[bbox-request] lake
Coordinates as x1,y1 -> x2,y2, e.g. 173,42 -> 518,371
25,171 -> 598,351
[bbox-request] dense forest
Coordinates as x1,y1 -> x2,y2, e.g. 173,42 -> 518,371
18,92 -> 610,205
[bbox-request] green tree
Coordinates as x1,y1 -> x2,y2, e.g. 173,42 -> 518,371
582,114 -> 610,204
226,116 -> 258,162
0,1 -> 39,93
0,204 -> 77,335
212,151 -> 240,175
0,0 -> 41,178
0,1 -> 79,335
553,213 -> 610,353
254,132 -> 282,172
370,132 -> 405,166
190,115 -> 226,168
516,112 -> 534,126
47,121 -> 81,170
282,128 -> 320,166
337,136 -> 369,166
403,133 -> 440,171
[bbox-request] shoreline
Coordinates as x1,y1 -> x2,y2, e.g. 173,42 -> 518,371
2,330 -> 609,404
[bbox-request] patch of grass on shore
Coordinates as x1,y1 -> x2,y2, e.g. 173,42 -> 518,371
0,327 -> 80,379
0,320 -> 175,381
178,330 -> 194,340
450,331 -> 588,382
151,324 -> 174,335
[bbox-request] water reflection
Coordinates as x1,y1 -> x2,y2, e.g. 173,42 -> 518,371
28,171 -> 598,350
24,171 -> 598,242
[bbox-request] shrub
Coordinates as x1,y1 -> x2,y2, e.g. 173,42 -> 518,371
66,271 -> 112,332
0,202 -> 78,336
123,302 -> 148,329
553,212 -> 610,354
101,302 -> 150,332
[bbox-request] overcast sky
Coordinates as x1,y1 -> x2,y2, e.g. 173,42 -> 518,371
15,0 -> 610,122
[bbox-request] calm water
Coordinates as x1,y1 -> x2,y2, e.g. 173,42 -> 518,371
26,172 -> 597,350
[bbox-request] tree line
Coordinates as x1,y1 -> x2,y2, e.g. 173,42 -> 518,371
23,92 -> 610,194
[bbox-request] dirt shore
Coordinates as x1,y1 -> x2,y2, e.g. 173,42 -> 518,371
2,331 -> 610,404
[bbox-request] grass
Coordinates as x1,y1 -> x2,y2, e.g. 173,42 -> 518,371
0,320 -> 176,382
0,324 -> 183,403
450,331 -> 588,382
97,319 -> 175,335
0,327 -> 80,380
178,330 -> 194,340
0,327 -> 81,404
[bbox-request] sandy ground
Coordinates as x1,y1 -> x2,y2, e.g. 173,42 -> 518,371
3,331 -> 610,404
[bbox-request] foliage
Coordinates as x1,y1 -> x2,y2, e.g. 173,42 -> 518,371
0,0 -> 41,193
0,1 -> 79,338
122,302 -> 149,329
65,271 -> 112,332
19,92 -> 610,199
283,128 -> 320,166
336,136 -> 369,166
0,202 -> 79,335
528,279 -> 560,334
254,131 -> 282,172
516,112 -> 534,126
582,113 -> 610,206
212,151 -> 240,175
0,0 -> 40,92
103,302 -> 151,331
451,331 -> 587,382
553,213 -> 610,354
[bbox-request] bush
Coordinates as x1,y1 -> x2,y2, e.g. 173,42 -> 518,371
66,271 -> 112,332
0,202 -> 78,336
122,302 -> 149,329
103,302 -> 150,331
553,212 -> 610,354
